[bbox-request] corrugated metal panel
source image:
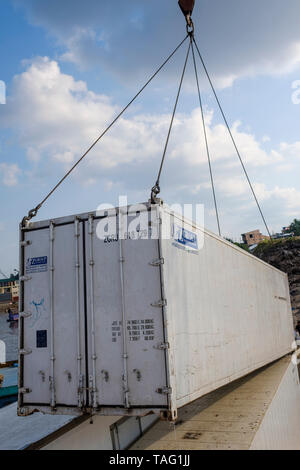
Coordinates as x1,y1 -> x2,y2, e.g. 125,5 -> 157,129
21,221 -> 86,409
18,201 -> 294,418
161,206 -> 294,410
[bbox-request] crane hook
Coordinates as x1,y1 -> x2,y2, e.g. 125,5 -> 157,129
178,0 -> 195,35
178,0 -> 195,26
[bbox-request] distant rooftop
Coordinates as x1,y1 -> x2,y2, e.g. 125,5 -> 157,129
0,274 -> 19,285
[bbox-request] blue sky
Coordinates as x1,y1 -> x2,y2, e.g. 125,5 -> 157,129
1,0 -> 300,274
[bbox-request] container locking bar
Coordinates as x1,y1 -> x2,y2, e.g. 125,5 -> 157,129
74,218 -> 83,408
49,222 -> 56,409
119,210 -> 130,409
88,216 -> 98,410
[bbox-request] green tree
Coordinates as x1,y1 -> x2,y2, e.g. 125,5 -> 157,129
224,238 -> 249,252
290,219 -> 300,236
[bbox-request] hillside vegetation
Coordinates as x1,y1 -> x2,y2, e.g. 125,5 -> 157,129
253,237 -> 300,323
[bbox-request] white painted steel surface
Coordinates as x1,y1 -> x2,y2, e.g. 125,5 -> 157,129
21,222 -> 86,409
161,207 -> 294,410
19,202 -> 294,419
84,210 -> 167,409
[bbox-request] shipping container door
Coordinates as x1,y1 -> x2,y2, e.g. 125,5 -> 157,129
85,215 -> 124,407
123,230 -> 168,408
21,221 -> 86,408
85,211 -> 168,409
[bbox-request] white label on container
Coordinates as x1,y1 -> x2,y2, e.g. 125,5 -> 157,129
26,256 -> 48,274
172,224 -> 199,253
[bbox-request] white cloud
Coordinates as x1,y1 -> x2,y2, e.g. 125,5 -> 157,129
278,141 -> 300,157
1,56 -> 300,237
257,184 -> 300,210
0,163 -> 21,187
1,57 -> 285,180
12,0 -> 300,89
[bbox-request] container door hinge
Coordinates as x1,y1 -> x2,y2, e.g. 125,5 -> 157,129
151,299 -> 167,308
156,387 -> 172,395
20,348 -> 32,356
20,240 -> 32,247
18,407 -> 32,416
20,276 -> 32,282
19,387 -> 32,394
149,258 -> 164,267
155,342 -> 170,350
19,312 -> 32,319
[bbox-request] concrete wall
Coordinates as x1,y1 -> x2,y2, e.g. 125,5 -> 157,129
250,360 -> 300,450
42,414 -> 158,450
42,416 -> 119,450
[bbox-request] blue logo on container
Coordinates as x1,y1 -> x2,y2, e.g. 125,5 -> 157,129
173,225 -> 198,251
26,256 -> 48,274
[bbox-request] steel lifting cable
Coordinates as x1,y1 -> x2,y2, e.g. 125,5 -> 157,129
191,41 -> 221,237
192,37 -> 272,239
22,34 -> 189,226
151,38 -> 192,203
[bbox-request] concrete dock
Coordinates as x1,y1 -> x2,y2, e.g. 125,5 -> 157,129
131,356 -> 300,450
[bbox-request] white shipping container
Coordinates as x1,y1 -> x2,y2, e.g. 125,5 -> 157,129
18,201 -> 294,420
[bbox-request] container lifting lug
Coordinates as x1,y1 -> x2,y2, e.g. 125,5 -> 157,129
151,182 -> 161,205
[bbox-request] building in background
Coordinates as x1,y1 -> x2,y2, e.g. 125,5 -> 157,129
0,275 -> 19,303
271,226 -> 295,240
242,230 -> 270,247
